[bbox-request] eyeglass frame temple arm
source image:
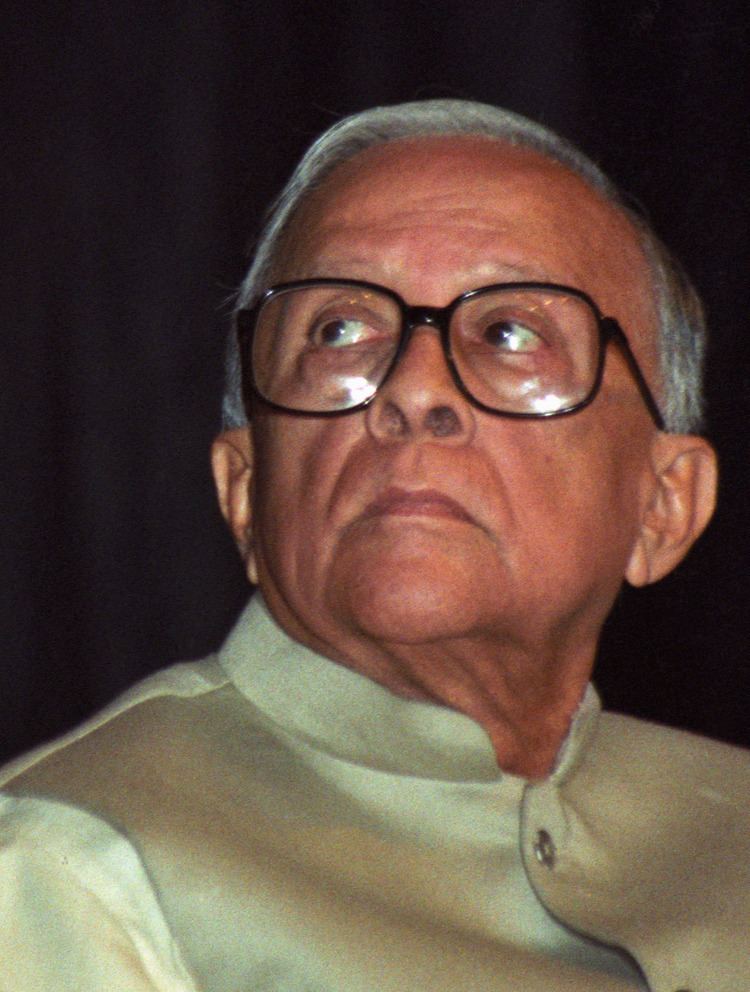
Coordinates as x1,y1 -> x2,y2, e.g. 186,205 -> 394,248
601,317 -> 665,430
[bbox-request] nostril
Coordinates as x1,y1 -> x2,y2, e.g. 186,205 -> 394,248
379,401 -> 410,438
425,405 -> 461,437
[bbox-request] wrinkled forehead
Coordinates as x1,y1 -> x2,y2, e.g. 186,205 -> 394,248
274,136 -> 660,371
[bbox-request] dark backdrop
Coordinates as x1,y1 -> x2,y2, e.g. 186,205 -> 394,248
3,2 -> 749,762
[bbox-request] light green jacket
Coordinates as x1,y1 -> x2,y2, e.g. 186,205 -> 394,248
1,597 -> 748,991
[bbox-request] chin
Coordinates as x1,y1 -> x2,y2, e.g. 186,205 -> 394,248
330,570 -> 489,645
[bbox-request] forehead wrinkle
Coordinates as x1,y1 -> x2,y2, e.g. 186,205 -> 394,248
320,196 -> 518,230
281,206 -> 567,292
297,253 -> 561,291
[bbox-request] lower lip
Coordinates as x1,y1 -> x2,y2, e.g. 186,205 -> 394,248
364,497 -> 473,523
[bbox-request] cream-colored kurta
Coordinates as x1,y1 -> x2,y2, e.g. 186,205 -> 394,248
1,596 -> 748,991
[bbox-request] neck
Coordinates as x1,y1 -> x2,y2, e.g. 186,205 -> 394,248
263,589 -> 595,779
346,634 -> 592,779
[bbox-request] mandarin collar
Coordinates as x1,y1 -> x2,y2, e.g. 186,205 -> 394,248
219,595 -> 601,784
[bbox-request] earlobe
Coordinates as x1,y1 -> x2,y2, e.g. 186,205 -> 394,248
625,434 -> 718,587
211,427 -> 258,584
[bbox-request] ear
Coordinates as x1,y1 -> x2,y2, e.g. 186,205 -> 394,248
625,434 -> 718,587
211,426 -> 258,585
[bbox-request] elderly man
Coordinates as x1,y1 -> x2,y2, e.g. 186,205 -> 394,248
1,99 -> 747,991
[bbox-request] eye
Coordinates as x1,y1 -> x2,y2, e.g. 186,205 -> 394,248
312,317 -> 375,348
482,319 -> 542,353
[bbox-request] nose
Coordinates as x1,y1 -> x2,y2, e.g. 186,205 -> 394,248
364,325 -> 476,445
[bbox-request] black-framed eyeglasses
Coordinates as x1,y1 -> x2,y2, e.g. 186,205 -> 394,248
236,278 -> 665,429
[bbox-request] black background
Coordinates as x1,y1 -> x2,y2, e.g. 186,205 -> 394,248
2,1 -> 749,762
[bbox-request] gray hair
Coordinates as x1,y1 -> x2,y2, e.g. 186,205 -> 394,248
223,99 -> 706,434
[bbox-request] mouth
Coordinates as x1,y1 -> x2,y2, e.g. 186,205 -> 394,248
360,487 -> 476,525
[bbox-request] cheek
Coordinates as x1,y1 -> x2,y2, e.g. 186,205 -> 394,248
250,417 -> 358,577
507,418 -> 649,567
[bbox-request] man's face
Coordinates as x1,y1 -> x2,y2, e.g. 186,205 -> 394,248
244,137 -> 664,674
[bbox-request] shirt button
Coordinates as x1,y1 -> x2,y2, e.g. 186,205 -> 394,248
533,829 -> 556,868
